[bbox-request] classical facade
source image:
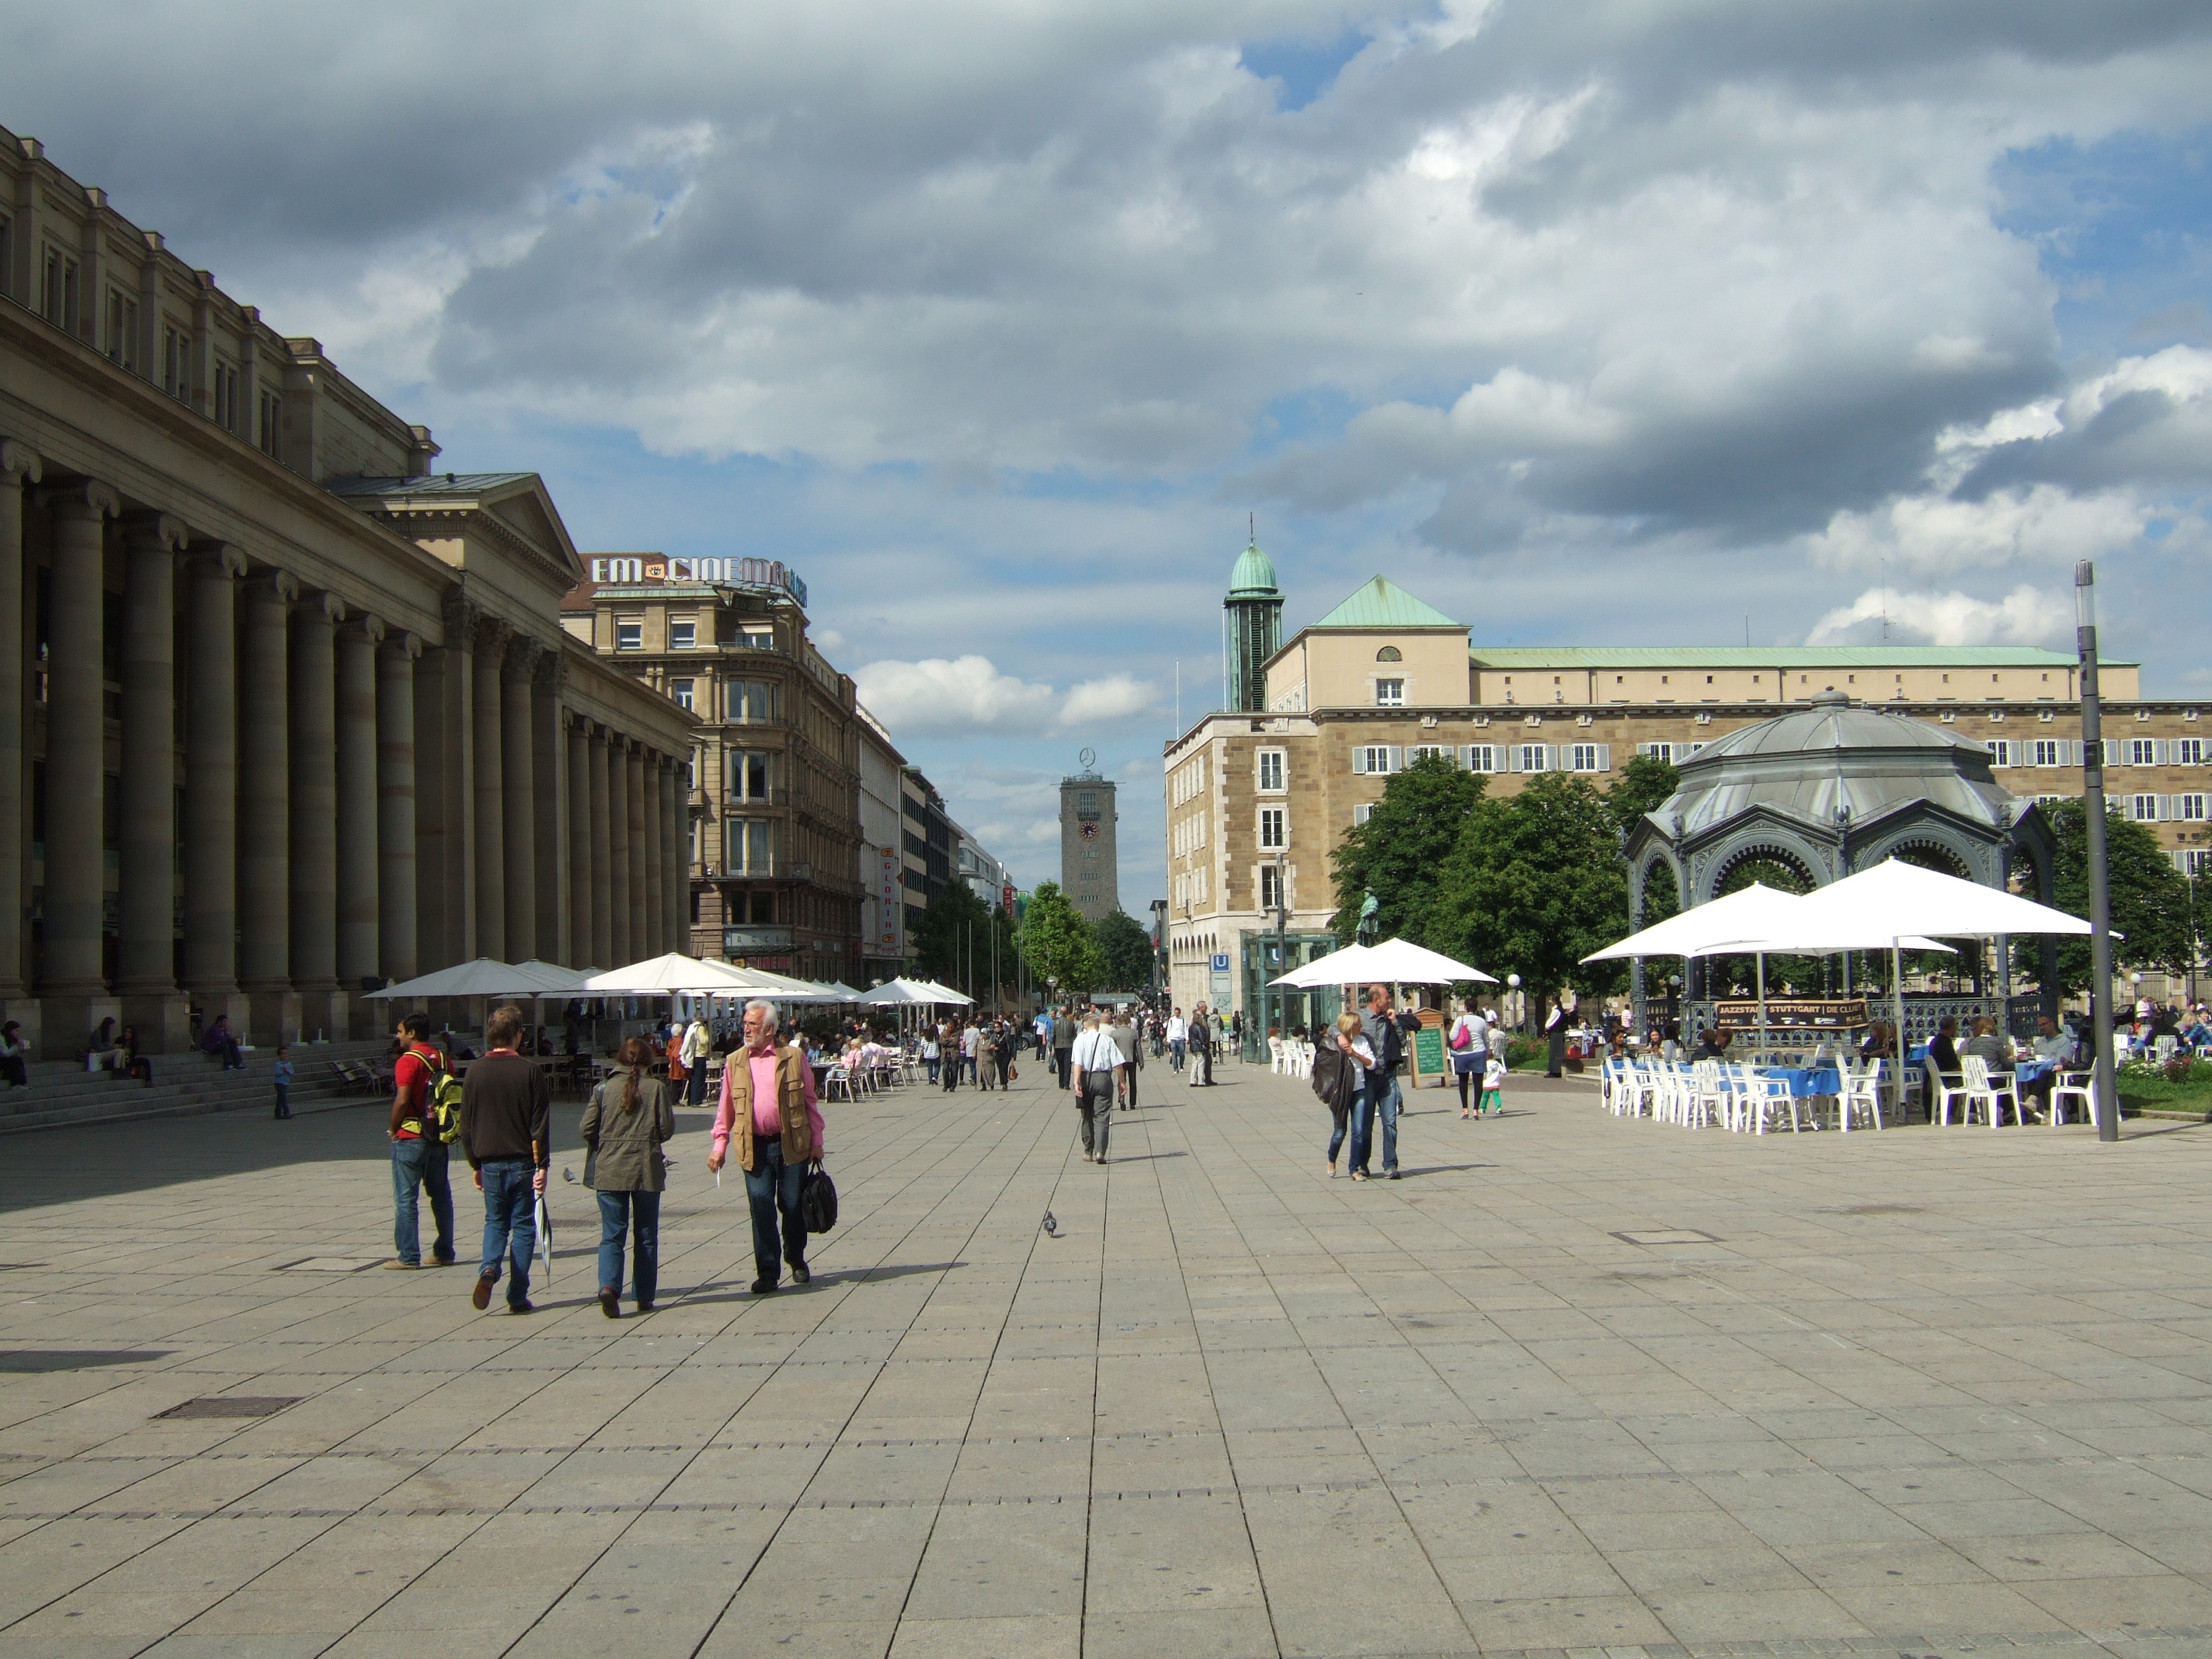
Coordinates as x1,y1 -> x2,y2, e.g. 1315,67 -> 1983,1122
0,126 -> 696,1055
857,707 -> 907,983
561,555 -> 863,984
1166,563 -> 2198,1022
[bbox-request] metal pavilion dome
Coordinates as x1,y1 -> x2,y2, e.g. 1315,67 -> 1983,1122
1227,540 -> 1279,598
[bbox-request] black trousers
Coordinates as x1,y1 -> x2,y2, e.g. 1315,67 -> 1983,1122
1055,1049 -> 1073,1088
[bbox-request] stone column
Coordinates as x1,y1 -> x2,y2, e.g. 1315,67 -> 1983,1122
183,548 -> 245,1034
668,760 -> 689,954
335,614 -> 381,1007
589,725 -> 614,969
626,743 -> 649,958
117,512 -> 190,1051
378,633 -> 420,986
0,441 -> 40,1043
607,736 -> 631,965
642,750 -> 665,958
37,479 -> 120,1050
472,616 -> 507,963
567,715 -> 593,970
532,653 -> 566,964
238,571 -> 297,1042
290,591 -> 343,1038
500,635 -> 537,965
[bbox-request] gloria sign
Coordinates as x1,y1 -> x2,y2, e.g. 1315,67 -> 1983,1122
587,555 -> 808,608
877,849 -> 903,954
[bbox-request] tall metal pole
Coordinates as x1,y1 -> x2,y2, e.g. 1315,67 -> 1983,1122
2078,561 -> 2119,1142
1273,847 -> 1289,1059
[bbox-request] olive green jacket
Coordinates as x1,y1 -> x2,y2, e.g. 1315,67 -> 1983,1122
579,1073 -> 676,1191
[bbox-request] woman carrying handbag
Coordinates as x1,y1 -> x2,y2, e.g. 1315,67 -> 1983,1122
580,1036 -> 675,1320
1448,996 -> 1489,1118
1313,1013 -> 1372,1178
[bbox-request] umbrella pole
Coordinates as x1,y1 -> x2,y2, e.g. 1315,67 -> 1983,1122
1756,953 -> 1767,1062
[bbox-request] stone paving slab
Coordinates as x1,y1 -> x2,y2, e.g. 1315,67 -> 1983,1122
2,1054 -> 2212,1655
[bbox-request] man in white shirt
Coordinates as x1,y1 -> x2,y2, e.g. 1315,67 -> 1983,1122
1166,1010 -> 1188,1073
1069,1015 -> 1122,1163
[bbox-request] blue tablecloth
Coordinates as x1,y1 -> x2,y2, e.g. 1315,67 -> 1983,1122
2015,1058 -> 2054,1083
1759,1066 -> 1843,1097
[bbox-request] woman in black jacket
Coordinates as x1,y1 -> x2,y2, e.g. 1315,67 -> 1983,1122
1313,1013 -> 1373,1178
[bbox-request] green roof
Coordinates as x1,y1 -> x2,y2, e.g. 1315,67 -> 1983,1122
1466,644 -> 2102,668
1228,541 -> 1279,598
1311,576 -> 1462,631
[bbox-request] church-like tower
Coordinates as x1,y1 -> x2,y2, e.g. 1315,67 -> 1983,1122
1222,537 -> 1283,714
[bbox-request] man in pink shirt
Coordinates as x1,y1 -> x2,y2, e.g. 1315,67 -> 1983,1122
708,1000 -> 826,1294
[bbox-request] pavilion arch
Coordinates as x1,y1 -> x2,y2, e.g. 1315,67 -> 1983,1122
1703,836 -> 1823,903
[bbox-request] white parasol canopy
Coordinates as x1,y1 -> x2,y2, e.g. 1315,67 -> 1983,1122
1585,882 -> 1955,962
1788,857 -> 2092,940
365,958 -> 551,999
861,977 -> 973,1007
1271,937 -> 1494,988
583,954 -> 796,994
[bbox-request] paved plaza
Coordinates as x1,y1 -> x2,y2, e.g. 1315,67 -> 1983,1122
4,1059 -> 2212,1657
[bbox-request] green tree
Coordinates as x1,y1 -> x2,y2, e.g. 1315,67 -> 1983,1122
1330,752 -> 1487,943
1604,752 -> 1679,842
2015,798 -> 2194,993
1019,882 -> 1102,996
1092,909 -> 1156,991
912,881 -> 993,993
1426,772 -> 1632,999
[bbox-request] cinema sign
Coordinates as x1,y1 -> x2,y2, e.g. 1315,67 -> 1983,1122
587,555 -> 808,608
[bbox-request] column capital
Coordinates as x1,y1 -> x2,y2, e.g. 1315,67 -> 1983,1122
306,590 -> 346,626
349,612 -> 386,646
474,611 -> 512,659
39,478 -> 120,521
121,510 -> 190,554
259,568 -> 301,605
380,629 -> 423,662
0,438 -> 41,485
193,544 -> 249,580
440,590 -> 480,644
502,632 -> 541,681
534,645 -> 569,695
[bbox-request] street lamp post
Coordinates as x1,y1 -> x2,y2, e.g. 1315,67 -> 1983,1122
1507,973 -> 1522,1039
2077,562 -> 2118,1141
1270,847 -> 1289,1060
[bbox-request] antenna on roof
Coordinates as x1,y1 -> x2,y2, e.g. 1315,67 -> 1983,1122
1249,511 -> 1254,545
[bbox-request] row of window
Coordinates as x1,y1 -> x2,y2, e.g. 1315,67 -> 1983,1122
6,219 -> 284,461
1169,754 -> 1209,805
614,617 -> 774,652
1353,742 -> 1615,775
666,677 -> 777,721
1172,864 -> 1294,913
1988,738 -> 2207,769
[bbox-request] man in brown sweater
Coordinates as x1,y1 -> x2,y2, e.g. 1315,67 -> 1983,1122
461,1004 -> 552,1314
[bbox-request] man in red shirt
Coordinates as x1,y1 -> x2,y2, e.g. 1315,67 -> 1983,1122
387,1012 -> 457,1270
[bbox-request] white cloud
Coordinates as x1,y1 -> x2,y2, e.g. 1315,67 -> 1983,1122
1796,483 -> 2148,578
854,655 -> 1157,739
1807,583 -> 2070,648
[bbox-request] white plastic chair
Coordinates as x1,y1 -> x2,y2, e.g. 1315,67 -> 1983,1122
1962,1055 -> 2020,1129
823,1065 -> 854,1104
1838,1058 -> 1884,1132
1927,1059 -> 1974,1126
1268,1036 -> 1287,1074
2051,1062 -> 2099,1130
1741,1069 -> 1807,1135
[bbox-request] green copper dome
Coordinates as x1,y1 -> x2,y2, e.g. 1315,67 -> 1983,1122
1227,540 -> 1279,599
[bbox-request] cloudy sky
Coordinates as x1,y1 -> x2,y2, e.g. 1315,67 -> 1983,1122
9,1 -> 2208,906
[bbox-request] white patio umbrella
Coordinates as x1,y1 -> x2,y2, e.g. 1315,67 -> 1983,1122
365,958 -> 545,998
510,959 -> 593,994
913,979 -> 977,1006
1271,937 -> 1494,987
583,953 -> 794,994
861,977 -> 970,1007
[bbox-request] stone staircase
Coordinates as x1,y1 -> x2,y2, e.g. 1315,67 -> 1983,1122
0,1038 -> 399,1134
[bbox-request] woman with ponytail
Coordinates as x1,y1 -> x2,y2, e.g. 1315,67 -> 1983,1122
579,1035 -> 676,1319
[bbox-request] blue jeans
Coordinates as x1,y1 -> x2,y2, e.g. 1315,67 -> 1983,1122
596,1190 -> 661,1306
477,1157 -> 537,1306
743,1136 -> 809,1286
1327,1110 -> 1349,1166
1349,1070 -> 1401,1174
1170,1039 -> 1185,1071
391,1139 -> 454,1266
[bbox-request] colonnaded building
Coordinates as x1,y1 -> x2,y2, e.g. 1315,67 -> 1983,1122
0,126 -> 699,1056
1164,541 -> 2197,1023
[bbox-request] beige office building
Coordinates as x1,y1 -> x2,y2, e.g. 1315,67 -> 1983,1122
1166,566 -> 2196,1023
0,126 -> 696,1056
561,555 -> 864,984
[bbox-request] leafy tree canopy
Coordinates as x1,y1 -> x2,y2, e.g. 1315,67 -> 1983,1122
1605,753 -> 1679,843
1020,882 -> 1103,996
1330,753 -> 1486,944
1427,772 -> 1633,999
911,880 -> 993,986
2015,798 -> 2195,993
1091,909 -> 1156,991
